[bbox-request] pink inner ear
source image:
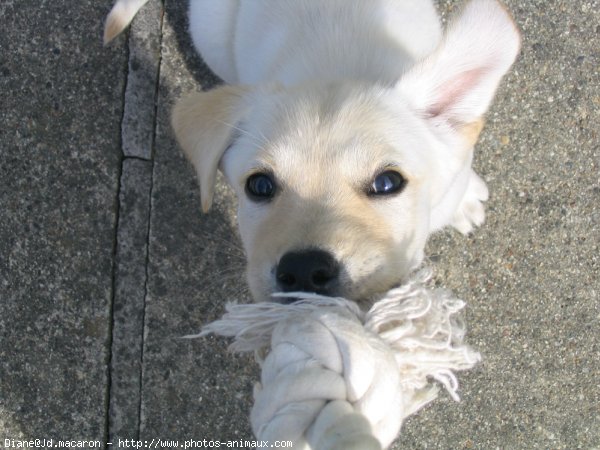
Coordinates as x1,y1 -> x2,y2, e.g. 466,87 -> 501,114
426,67 -> 487,119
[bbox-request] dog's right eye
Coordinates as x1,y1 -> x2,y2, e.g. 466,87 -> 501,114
245,173 -> 276,201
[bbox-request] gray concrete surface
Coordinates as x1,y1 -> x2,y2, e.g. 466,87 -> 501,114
1,0 -> 598,449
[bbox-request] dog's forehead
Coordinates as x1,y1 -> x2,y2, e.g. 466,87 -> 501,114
242,84 -> 431,182
255,83 -> 395,137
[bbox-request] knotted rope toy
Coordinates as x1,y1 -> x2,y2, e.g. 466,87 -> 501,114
188,269 -> 480,449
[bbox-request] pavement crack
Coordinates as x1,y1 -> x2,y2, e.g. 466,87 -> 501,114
136,0 -> 165,438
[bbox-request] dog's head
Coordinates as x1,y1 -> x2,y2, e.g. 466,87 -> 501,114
172,0 -> 520,303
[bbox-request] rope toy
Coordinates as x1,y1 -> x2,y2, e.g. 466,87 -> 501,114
189,269 -> 480,449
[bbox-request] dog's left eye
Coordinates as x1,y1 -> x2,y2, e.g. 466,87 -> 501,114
369,170 -> 406,196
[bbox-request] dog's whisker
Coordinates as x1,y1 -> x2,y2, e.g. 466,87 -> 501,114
216,119 -> 270,148
196,265 -> 246,285
204,249 -> 246,264
194,275 -> 244,299
191,232 -> 246,265
196,277 -> 252,304
195,230 -> 246,256
211,267 -> 246,279
197,263 -> 246,278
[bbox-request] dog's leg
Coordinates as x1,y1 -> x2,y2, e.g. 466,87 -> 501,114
451,170 -> 489,235
104,0 -> 150,44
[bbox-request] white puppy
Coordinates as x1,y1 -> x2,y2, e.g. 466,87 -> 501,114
105,0 -> 520,304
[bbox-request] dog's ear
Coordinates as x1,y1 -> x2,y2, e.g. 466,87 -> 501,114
172,85 -> 249,212
397,0 -> 520,144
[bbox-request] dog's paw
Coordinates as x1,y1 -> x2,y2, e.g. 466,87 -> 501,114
451,171 -> 489,235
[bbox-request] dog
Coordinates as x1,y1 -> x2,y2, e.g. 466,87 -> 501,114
105,0 -> 520,304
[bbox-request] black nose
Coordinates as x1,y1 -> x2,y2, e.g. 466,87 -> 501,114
276,249 -> 340,295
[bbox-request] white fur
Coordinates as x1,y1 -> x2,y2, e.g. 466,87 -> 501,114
191,0 -> 442,86
105,0 -> 521,303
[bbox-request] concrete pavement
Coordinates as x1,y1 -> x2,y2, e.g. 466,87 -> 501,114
1,0 -> 598,448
